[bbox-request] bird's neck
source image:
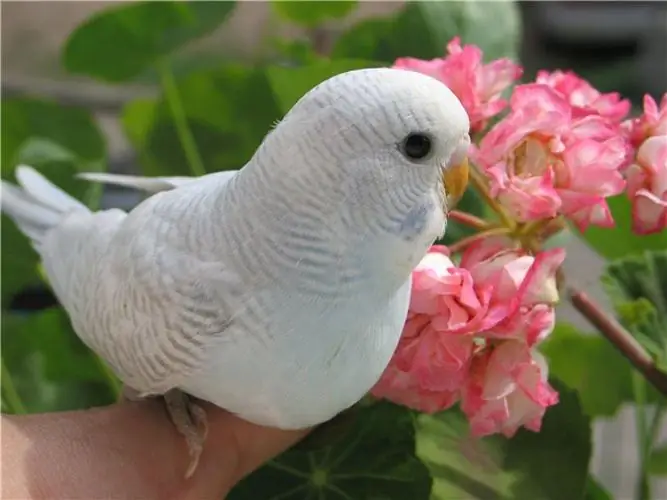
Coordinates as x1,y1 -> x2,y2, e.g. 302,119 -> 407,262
214,147 -> 441,299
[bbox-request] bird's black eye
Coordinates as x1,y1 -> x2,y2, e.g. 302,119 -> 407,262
401,133 -> 433,161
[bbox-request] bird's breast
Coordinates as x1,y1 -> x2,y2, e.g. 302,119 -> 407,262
183,277 -> 412,429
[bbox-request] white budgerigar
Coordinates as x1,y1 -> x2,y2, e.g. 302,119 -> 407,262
1,68 -> 470,477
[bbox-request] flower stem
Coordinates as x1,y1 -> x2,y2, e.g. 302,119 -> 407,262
633,372 -> 650,500
638,403 -> 665,500
1,357 -> 26,414
540,217 -> 567,240
157,58 -> 206,177
448,227 -> 511,254
448,210 -> 491,230
567,287 -> 667,396
468,166 -> 515,229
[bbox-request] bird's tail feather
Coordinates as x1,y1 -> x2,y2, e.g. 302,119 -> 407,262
1,165 -> 89,249
77,172 -> 195,193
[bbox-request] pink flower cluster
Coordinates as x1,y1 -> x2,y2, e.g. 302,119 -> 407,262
474,80 -> 630,231
392,37 -> 667,235
372,241 -> 563,438
623,95 -> 667,234
380,37 -> 667,439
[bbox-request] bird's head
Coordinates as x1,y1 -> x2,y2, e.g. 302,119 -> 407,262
272,67 -> 471,217
250,68 -> 471,282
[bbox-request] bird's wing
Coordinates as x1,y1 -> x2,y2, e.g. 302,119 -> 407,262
38,209 -> 128,345
69,179 -> 256,397
97,245 -> 251,397
77,170 -> 239,194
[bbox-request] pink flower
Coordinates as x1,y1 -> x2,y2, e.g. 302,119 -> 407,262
461,341 -> 559,438
462,238 -> 565,346
557,137 -> 628,230
393,37 -> 522,133
475,84 -> 627,229
371,362 -> 460,414
623,94 -> 667,148
536,70 -> 630,123
372,247 -> 490,412
625,135 -> 667,234
409,247 -> 503,335
373,241 -> 565,420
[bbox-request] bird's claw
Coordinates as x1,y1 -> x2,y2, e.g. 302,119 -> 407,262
163,389 -> 209,479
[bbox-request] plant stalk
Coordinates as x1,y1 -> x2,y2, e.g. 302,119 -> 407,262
448,227 -> 511,254
468,166 -> 515,229
1,357 -> 26,414
448,210 -> 491,230
157,59 -> 206,177
633,372 -> 650,500
568,287 -> 667,396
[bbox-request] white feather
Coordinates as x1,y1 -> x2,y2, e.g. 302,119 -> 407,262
16,165 -> 88,212
77,170 -> 238,194
1,166 -> 88,248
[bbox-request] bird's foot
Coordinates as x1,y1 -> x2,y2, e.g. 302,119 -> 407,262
163,389 -> 209,479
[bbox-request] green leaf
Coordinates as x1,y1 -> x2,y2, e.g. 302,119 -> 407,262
580,195 -> 667,260
502,380 -> 592,500
266,59 -> 382,113
603,250 -> 667,318
122,65 -> 283,176
63,1 -> 236,82
649,442 -> 667,476
602,250 -> 667,371
123,60 -> 382,176
272,38 -> 321,66
333,0 -> 520,62
1,97 -> 105,307
272,0 -> 357,27
1,97 -> 105,173
417,408 -> 513,499
417,380 -> 592,500
228,401 -> 432,499
542,323 -> 663,416
2,309 -> 116,412
584,476 -> 613,500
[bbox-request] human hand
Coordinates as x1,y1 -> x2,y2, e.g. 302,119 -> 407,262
2,399 -> 309,499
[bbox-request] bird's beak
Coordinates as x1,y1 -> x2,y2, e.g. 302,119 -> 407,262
442,157 -> 469,208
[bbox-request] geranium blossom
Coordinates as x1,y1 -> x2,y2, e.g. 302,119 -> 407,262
625,135 -> 667,234
393,37 -> 522,133
372,241 -> 563,436
371,247 -> 489,413
461,238 -> 565,346
475,84 -> 628,230
536,69 -> 630,123
374,37 -> 655,442
461,342 -> 558,437
623,93 -> 667,148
